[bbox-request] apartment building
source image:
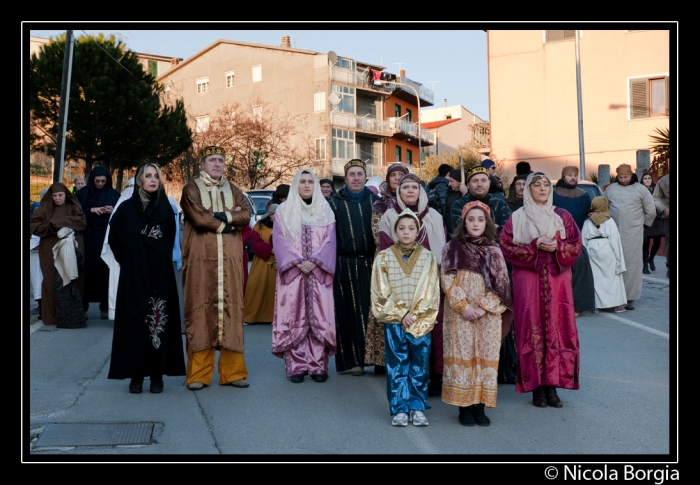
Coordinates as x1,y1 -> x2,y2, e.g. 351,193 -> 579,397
486,29 -> 670,179
157,35 -> 435,183
421,103 -> 489,157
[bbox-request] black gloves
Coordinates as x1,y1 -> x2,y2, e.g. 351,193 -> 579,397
213,212 -> 228,223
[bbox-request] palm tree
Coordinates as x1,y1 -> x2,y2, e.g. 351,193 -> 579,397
648,127 -> 670,157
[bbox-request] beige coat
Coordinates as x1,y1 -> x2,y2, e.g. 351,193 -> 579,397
180,178 -> 250,353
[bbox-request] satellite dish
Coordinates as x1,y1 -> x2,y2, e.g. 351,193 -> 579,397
328,51 -> 338,65
328,92 -> 341,106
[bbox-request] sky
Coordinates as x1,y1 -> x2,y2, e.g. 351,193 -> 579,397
27,25 -> 490,121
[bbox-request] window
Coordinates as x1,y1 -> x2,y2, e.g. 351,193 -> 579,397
330,84 -> 355,114
406,109 -> 412,122
314,92 -> 326,113
148,60 -> 158,77
225,70 -> 235,88
252,65 -> 262,82
545,30 -> 577,43
195,115 -> 210,133
445,114 -> 452,120
395,146 -> 401,162
253,105 -> 262,122
315,137 -> 326,160
332,128 -> 355,159
630,76 -> 669,119
406,149 -> 412,166
196,77 -> 209,94
395,104 -> 401,117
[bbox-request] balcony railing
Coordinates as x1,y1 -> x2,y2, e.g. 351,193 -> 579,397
331,160 -> 419,178
330,111 -> 394,136
388,117 -> 437,145
330,67 -> 435,106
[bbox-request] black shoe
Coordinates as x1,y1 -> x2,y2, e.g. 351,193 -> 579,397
310,374 -> 327,383
643,263 -> 650,274
150,379 -> 164,393
373,365 -> 386,375
458,406 -> 475,426
129,379 -> 143,394
472,403 -> 491,426
626,300 -> 635,310
290,374 -> 305,383
649,259 -> 656,271
545,386 -> 563,408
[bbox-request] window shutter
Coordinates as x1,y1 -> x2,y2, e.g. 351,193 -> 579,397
630,78 -> 648,119
546,30 -> 577,42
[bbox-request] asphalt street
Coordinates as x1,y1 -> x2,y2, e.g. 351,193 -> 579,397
25,257 -> 674,460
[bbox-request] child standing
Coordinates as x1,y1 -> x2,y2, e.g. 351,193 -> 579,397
440,200 -> 513,426
371,208 -> 440,426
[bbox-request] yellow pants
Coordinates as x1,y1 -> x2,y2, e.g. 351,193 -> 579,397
186,345 -> 248,386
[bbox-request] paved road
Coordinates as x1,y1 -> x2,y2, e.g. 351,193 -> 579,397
25,257 -> 673,460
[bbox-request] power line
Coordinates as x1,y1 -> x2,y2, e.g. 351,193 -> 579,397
79,30 -> 144,83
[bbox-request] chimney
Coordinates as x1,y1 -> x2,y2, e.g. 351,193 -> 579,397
400,69 -> 406,80
281,36 -> 291,48
443,99 -> 447,107
171,58 -> 180,66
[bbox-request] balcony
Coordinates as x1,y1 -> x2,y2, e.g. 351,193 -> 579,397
388,117 -> 436,146
330,111 -> 394,137
330,67 -> 434,106
331,160 -> 419,178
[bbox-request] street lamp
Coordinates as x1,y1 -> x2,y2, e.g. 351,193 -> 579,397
378,80 -> 422,173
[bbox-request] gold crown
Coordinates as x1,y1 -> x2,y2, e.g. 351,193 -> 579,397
467,166 -> 490,181
344,159 -> 366,173
199,145 -> 226,160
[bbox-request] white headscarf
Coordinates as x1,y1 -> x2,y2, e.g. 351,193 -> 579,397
53,227 -> 79,287
511,172 -> 566,245
378,174 -> 446,263
275,168 -> 336,242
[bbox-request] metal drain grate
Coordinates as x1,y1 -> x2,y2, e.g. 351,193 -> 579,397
35,423 -> 154,447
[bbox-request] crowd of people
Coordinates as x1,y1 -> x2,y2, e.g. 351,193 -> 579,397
28,149 -> 670,427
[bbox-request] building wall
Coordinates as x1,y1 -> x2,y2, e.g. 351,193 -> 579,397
384,96 -> 422,167
488,29 -> 670,180
421,105 -> 487,156
159,42 -> 332,180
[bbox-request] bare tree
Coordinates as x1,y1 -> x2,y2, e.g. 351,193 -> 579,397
163,98 -> 321,189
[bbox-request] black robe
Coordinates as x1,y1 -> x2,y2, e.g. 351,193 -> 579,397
75,166 -> 120,307
107,188 -> 186,380
328,187 -> 380,372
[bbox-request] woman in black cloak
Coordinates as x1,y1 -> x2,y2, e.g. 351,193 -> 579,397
107,163 -> 186,394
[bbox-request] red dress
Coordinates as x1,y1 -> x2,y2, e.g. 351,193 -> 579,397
498,208 -> 582,393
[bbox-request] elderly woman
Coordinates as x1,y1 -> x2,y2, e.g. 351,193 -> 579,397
272,169 -> 337,383
363,163 -> 410,374
498,172 -> 582,408
30,183 -> 87,326
107,163 -> 186,394
378,173 -> 447,395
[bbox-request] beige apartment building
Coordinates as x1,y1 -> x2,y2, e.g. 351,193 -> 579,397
421,104 -> 489,157
486,29 -> 670,180
157,35 -> 435,184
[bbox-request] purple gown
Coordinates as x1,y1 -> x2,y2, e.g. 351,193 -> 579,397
272,214 -> 337,377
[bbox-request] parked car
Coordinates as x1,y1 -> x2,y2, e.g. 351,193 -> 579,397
553,179 -> 603,200
246,189 -> 275,219
242,192 -> 257,228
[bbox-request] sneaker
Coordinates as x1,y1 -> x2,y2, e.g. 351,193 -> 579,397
187,382 -> 204,390
613,306 -> 626,313
592,308 -> 600,314
231,378 -> 249,388
391,412 -> 409,427
410,410 -> 429,426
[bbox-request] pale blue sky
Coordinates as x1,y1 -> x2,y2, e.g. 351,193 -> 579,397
28,26 -> 490,121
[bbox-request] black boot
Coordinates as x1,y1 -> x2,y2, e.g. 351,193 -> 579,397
643,262 -> 650,274
129,378 -> 143,394
472,403 -> 491,426
649,257 -> 656,271
458,406 -> 475,426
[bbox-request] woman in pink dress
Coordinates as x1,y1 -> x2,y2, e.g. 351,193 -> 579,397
272,169 -> 337,383
498,172 -> 582,408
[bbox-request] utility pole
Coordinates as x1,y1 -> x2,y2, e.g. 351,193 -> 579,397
575,30 -> 586,178
54,30 -> 74,184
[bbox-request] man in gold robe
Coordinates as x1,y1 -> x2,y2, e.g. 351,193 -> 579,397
180,146 -> 251,390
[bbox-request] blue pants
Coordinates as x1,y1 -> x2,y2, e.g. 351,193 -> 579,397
384,323 -> 431,415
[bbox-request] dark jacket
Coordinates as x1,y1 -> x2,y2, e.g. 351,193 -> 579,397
427,176 -> 449,214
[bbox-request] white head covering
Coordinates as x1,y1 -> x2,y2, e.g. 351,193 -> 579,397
378,174 -> 446,263
511,172 -> 566,245
275,169 -> 336,242
53,227 -> 79,286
